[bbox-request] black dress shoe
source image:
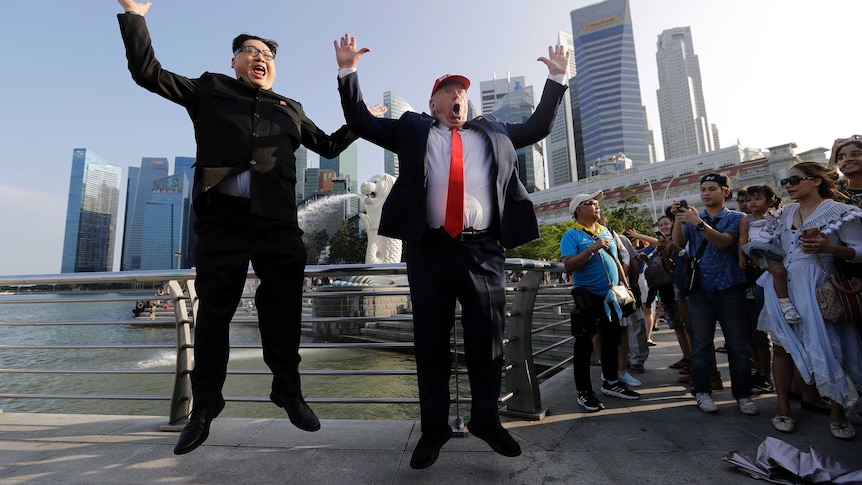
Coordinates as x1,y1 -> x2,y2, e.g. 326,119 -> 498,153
173,400 -> 225,455
467,422 -> 521,457
410,428 -> 452,469
270,393 -> 320,432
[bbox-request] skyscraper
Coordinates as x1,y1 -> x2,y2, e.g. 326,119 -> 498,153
320,142 -> 358,192
480,75 -> 527,116
140,174 -> 191,270
173,156 -> 197,267
382,91 -> 414,177
570,0 -> 651,167
61,148 -> 122,273
294,146 -> 308,203
547,31 -> 579,187
656,26 -> 714,159
490,81 -> 546,192
120,157 -> 169,271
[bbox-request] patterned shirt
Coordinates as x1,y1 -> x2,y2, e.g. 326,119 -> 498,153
683,207 -> 748,292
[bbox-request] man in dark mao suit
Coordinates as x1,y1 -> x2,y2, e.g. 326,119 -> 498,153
117,1 -> 363,455
334,33 -> 568,469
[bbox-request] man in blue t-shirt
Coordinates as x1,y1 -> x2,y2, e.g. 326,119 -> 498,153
561,190 -> 640,412
672,173 -> 758,416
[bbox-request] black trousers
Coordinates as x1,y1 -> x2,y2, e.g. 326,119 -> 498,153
407,229 -> 506,432
191,194 -> 307,408
572,290 -> 621,392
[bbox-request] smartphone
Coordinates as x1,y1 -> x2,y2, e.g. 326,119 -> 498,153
654,231 -> 666,241
678,200 -> 689,209
801,228 -> 820,238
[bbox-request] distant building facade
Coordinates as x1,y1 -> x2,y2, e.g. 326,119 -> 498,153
140,174 -> 191,270
61,148 -> 122,273
382,91 -> 414,177
570,0 -> 652,167
120,157 -> 169,271
656,26 -> 716,159
547,30 -> 579,187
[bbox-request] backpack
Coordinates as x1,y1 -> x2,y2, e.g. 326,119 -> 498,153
644,251 -> 673,288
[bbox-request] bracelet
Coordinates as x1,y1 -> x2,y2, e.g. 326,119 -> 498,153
587,248 -> 595,256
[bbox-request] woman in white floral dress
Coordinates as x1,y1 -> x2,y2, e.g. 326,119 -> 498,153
758,161 -> 862,440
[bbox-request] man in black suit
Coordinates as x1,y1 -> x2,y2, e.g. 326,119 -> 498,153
117,1 -> 365,455
334,34 -> 568,469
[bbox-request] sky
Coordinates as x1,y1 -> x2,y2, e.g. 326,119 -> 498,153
0,0 -> 857,276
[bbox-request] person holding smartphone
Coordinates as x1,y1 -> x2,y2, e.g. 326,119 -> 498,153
756,161 -> 862,439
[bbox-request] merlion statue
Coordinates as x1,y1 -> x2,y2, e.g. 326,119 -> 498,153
359,173 -> 402,264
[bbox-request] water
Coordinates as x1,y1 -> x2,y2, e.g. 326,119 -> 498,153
0,293 -> 421,420
297,193 -> 360,231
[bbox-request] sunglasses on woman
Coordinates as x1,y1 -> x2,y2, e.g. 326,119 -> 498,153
779,175 -> 814,186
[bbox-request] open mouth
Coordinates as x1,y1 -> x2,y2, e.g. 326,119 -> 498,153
253,65 -> 267,78
453,103 -> 460,115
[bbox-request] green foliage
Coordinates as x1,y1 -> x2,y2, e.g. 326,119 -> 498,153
328,220 -> 366,264
506,189 -> 654,261
303,229 -> 329,264
506,220 -> 574,261
602,190 -> 655,235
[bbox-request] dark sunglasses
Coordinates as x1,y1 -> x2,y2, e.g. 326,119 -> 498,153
780,175 -> 815,186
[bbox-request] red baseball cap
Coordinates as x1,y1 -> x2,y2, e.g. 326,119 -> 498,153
431,74 -> 471,96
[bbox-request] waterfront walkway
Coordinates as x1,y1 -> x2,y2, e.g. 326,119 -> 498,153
1,327 -> 860,484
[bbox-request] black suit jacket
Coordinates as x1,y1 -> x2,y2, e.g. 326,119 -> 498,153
338,72 -> 566,248
118,14 -> 357,226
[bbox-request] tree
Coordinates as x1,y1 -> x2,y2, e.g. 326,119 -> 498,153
328,220 -> 366,264
506,189 -> 654,262
304,229 -> 329,264
506,221 -> 574,261
602,190 -> 654,235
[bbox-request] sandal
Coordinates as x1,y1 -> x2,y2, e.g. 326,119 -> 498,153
771,415 -> 795,433
830,422 -> 856,440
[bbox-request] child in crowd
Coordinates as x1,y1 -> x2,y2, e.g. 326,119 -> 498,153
738,185 -> 801,324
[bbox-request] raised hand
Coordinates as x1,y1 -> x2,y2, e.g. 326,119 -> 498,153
367,104 -> 388,118
537,45 -> 569,76
118,0 -> 151,16
334,33 -> 370,70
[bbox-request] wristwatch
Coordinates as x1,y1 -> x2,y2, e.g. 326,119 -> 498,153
695,222 -> 706,232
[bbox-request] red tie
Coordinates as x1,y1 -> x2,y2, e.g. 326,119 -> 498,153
444,127 -> 464,238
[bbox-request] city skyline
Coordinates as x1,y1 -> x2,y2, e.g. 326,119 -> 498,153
1,1 -> 858,275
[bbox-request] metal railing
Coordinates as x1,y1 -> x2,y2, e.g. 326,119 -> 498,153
0,260 -> 573,428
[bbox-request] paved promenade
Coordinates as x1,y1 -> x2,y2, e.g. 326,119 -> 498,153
1,327 -> 860,484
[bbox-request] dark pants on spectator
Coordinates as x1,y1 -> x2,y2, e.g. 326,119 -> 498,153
572,290 -> 621,392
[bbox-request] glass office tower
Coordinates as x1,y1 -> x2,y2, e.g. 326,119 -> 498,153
61,148 -> 122,273
570,0 -> 651,167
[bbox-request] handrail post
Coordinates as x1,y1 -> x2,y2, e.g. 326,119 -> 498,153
162,279 -> 194,431
501,269 -> 546,420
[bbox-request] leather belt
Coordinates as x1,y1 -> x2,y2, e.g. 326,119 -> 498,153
458,229 -> 493,242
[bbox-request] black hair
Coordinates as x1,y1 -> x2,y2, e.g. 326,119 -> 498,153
663,205 -> 676,221
232,34 -> 278,57
744,184 -> 782,210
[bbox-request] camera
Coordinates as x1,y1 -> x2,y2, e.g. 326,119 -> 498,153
678,199 -> 688,209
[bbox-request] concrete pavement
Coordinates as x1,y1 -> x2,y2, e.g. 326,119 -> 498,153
1,326 -> 860,484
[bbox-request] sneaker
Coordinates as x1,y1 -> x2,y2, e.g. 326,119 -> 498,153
752,374 -> 775,393
577,391 -> 605,412
604,371 -> 642,387
737,397 -> 760,415
619,371 -> 642,387
601,380 -> 640,400
696,392 -> 718,413
780,302 -> 802,324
